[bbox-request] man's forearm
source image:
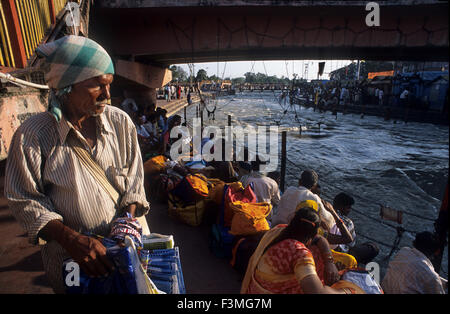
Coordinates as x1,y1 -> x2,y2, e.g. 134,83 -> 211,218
38,219 -> 79,246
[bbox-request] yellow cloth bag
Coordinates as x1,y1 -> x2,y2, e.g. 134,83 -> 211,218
206,178 -> 226,204
144,155 -> 168,175
229,201 -> 272,236
168,194 -> 206,227
185,174 -> 209,197
331,250 -> 358,271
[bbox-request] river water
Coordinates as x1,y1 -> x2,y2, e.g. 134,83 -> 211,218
179,90 -> 448,280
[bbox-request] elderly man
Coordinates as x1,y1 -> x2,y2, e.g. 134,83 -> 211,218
4,36 -> 149,293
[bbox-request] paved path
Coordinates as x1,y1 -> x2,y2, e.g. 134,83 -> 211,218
0,190 -> 54,293
156,95 -> 201,117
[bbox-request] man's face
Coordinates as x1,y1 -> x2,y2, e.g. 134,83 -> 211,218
68,74 -> 113,118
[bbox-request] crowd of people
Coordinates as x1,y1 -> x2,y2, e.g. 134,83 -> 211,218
161,84 -> 192,102
289,81 -> 412,114
3,35 -> 447,295
145,140 -> 447,294
119,93 -> 187,160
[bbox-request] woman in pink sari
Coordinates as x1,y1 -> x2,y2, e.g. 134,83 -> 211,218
241,207 -> 357,294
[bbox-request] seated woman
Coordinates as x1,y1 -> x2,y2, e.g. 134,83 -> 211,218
241,207 -> 355,294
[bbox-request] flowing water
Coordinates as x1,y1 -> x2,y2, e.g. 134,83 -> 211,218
179,90 -> 449,280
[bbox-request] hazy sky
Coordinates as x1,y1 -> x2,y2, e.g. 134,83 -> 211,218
178,60 -> 353,81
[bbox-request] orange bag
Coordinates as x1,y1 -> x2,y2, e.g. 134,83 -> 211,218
229,201 -> 272,236
223,183 -> 257,227
207,179 -> 226,205
185,174 -> 209,197
144,155 -> 168,175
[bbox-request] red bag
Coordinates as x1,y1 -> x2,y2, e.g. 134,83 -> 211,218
222,183 -> 257,227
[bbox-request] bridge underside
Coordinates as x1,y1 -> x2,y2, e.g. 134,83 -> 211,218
90,2 -> 449,66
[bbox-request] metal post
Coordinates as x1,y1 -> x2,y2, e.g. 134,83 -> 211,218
182,106 -> 187,127
432,184 -> 448,272
48,0 -> 56,24
280,131 -> 287,193
356,60 -> 361,81
1,0 -> 27,68
200,104 -> 203,135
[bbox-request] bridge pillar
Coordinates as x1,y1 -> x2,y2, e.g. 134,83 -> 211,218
115,60 -> 172,89
114,59 -> 171,107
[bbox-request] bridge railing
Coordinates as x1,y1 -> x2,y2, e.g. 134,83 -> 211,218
0,0 -> 79,69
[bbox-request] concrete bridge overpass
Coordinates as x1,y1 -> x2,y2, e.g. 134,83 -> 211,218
87,0 -> 448,103
91,0 -> 449,65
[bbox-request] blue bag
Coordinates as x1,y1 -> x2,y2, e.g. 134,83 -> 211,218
62,236 -> 161,294
209,185 -> 235,259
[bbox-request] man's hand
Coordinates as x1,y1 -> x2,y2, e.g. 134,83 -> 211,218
39,220 -> 115,278
63,233 -> 115,278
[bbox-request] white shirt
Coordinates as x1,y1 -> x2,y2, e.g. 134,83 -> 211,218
271,186 -> 335,230
329,213 -> 356,252
240,172 -> 280,207
381,247 -> 445,294
378,90 -> 384,99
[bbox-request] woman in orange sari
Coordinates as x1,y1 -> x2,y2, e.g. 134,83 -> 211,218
241,207 -> 358,294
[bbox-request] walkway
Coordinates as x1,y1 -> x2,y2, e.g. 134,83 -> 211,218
156,94 -> 201,117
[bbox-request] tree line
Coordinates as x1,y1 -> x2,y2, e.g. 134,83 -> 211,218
170,61 -> 396,85
169,65 -> 292,85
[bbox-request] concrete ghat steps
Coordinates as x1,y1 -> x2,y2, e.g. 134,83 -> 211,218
156,95 -> 201,117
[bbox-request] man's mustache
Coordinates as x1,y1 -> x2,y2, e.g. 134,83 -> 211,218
95,98 -> 111,105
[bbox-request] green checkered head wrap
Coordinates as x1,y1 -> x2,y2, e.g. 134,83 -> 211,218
36,35 -> 114,89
